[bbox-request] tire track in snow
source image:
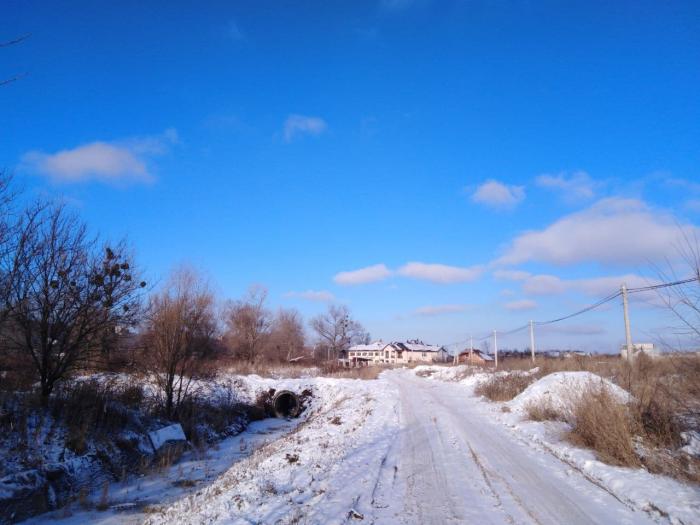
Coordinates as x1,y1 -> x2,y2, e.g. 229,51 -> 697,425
381,371 -> 658,525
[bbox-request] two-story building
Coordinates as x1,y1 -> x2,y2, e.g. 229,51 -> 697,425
345,339 -> 449,366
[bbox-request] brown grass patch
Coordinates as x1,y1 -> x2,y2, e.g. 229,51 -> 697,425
317,363 -> 384,380
497,353 -> 700,482
475,373 -> 534,402
567,385 -> 640,467
525,400 -> 563,422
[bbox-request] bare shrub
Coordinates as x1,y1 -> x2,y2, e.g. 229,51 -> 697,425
475,374 -> 533,402
567,385 -> 640,467
176,392 -> 256,446
143,267 -> 215,418
95,481 -> 110,511
223,285 -> 271,364
265,308 -> 307,363
52,380 -> 136,453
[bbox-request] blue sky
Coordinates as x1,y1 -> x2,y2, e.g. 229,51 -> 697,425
2,1 -> 699,352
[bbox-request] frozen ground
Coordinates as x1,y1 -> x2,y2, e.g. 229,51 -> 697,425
26,368 -> 700,524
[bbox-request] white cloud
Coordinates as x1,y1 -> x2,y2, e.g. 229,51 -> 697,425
285,290 -> 335,302
334,264 -> 391,285
504,299 -> 537,311
535,170 -> 597,201
283,114 -> 327,142
471,180 -> 525,209
686,199 -> 700,213
414,304 -> 470,316
522,274 -> 567,295
398,262 -> 483,284
521,272 -> 656,297
497,198 -> 698,266
21,129 -> 177,184
665,177 -> 700,194
493,269 -> 531,281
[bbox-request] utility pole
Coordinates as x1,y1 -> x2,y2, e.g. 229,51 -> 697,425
493,330 -> 498,369
621,283 -> 633,360
469,334 -> 473,366
529,320 -> 536,363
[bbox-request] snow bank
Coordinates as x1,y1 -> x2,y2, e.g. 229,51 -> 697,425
143,375 -> 400,525
412,364 -> 494,388
509,371 -> 631,414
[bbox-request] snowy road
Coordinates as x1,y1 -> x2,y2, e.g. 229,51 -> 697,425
139,370 -> 695,525
371,371 -> 656,525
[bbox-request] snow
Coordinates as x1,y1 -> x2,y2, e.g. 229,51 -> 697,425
23,418 -> 300,525
349,341 -> 446,353
22,368 -> 700,525
142,375 -> 400,525
400,342 -> 444,352
433,369 -> 700,525
509,371 -> 631,414
148,424 -> 186,451
348,340 -> 391,351
682,431 -> 700,458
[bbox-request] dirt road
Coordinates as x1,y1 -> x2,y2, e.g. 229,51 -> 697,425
371,371 -> 656,525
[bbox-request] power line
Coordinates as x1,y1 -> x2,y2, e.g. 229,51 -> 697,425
627,276 -> 699,293
444,276 -> 699,350
534,290 -> 622,326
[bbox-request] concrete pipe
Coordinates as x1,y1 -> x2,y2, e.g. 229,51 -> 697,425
272,390 -> 301,418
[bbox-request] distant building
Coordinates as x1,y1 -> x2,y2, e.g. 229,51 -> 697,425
456,348 -> 494,365
620,343 -> 658,359
344,339 -> 449,367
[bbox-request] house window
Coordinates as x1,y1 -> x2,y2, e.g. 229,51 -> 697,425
422,352 -> 427,357
385,351 -> 389,358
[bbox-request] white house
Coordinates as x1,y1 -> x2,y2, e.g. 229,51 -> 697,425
620,343 -> 659,360
345,339 -> 449,366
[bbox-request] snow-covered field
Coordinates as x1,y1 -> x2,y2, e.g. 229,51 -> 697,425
25,367 -> 700,525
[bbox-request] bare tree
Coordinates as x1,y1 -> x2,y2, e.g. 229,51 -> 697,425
143,267 -> 215,418
309,304 -> 369,360
266,308 -> 306,362
0,171 -> 16,323
4,203 -> 145,402
655,228 -> 700,345
222,285 -> 271,364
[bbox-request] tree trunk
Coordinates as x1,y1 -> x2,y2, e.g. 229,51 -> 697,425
40,380 -> 52,406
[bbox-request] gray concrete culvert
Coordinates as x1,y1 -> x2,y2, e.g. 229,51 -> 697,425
272,390 -> 300,418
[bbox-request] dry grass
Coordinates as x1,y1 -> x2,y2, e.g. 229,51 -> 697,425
511,354 -> 700,482
317,363 -> 385,380
474,373 -> 534,402
51,379 -> 145,453
209,357 -> 401,380
524,400 -> 562,422
567,385 -> 641,467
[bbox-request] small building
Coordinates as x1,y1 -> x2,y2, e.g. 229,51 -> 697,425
620,343 -> 658,360
345,339 -> 449,367
457,348 -> 494,365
